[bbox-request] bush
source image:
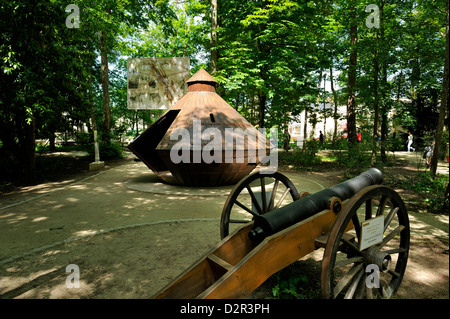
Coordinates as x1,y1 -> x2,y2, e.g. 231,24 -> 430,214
333,144 -> 373,174
386,135 -> 404,152
75,132 -> 93,145
408,172 -> 449,213
269,261 -> 321,299
287,139 -> 322,168
388,171 -> 449,214
87,141 -> 123,160
327,137 -> 348,150
290,149 -> 321,167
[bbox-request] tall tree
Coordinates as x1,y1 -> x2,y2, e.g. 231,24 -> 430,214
329,65 -> 339,141
84,0 -> 175,142
98,25 -> 111,142
346,0 -> 358,146
431,0 -> 449,177
0,0 -> 92,180
371,28 -> 380,163
217,0 -> 325,129
379,1 -> 389,162
210,0 -> 218,74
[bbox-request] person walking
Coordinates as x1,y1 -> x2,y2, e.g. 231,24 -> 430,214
407,133 -> 415,152
423,141 -> 435,168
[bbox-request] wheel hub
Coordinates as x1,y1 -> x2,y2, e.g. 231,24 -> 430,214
364,246 -> 392,273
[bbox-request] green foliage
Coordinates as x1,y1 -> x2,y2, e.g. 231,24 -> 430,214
408,172 -> 449,213
439,130 -> 449,160
290,149 -> 321,168
334,145 -> 373,174
75,132 -> 93,145
87,141 -> 124,161
385,135 -> 405,152
270,262 -> 321,299
326,137 -> 348,151
282,139 -> 322,168
216,0 -> 330,128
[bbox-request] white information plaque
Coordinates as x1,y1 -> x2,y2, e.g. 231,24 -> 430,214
359,215 -> 384,251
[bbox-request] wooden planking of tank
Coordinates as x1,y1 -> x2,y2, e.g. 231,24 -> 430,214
128,68 -> 270,186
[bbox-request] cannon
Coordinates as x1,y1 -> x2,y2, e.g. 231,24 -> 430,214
154,168 -> 410,299
248,168 -> 383,242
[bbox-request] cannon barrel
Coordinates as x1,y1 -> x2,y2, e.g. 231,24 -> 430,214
248,168 -> 383,242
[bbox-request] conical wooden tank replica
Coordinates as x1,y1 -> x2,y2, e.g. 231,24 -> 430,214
128,68 -> 270,186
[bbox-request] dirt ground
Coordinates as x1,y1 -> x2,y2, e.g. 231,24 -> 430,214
0,150 -> 448,299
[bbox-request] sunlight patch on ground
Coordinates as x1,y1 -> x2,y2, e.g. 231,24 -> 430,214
5,214 -> 28,224
72,229 -> 99,237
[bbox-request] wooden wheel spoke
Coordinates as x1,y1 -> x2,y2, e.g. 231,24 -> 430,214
344,268 -> 365,299
384,207 -> 399,232
229,219 -> 252,224
383,247 -> 407,255
352,214 -> 361,239
234,200 -> 258,217
366,281 -> 373,299
333,263 -> 364,298
334,256 -> 364,268
268,179 -> 279,211
260,177 -> 268,214
365,198 -> 373,220
379,225 -> 405,248
246,185 -> 262,215
341,234 -> 360,254
274,187 -> 291,210
376,195 -> 388,216
354,272 -> 368,299
387,268 -> 400,278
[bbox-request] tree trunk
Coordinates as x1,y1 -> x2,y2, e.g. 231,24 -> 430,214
98,29 -> 111,143
330,66 -> 339,141
303,108 -> 308,149
380,67 -> 388,163
182,3 -> 190,57
372,29 -> 380,164
49,131 -> 56,151
346,2 -> 358,146
88,47 -> 97,134
258,92 -> 266,128
314,69 -> 323,136
396,68 -> 403,101
23,118 -> 36,181
379,2 -> 388,163
431,1 -> 449,177
255,28 -> 269,130
210,0 -> 218,75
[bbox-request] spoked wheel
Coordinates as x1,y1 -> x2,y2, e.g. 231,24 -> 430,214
321,185 -> 410,299
220,171 -> 299,239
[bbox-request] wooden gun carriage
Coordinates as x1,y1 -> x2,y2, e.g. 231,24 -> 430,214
153,168 -> 410,299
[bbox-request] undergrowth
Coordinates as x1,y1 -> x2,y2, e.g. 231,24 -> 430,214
386,171 -> 449,214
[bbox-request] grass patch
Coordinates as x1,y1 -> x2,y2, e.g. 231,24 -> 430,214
257,259 -> 322,299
